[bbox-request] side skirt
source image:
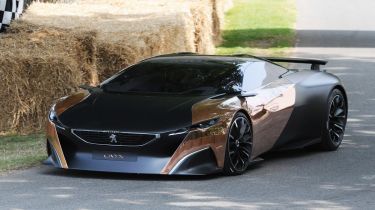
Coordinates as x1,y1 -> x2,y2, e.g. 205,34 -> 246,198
273,137 -> 321,151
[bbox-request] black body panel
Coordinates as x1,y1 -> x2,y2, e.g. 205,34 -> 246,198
263,57 -> 327,70
58,91 -> 209,133
273,70 -> 346,150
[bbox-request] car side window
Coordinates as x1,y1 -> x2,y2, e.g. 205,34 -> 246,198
241,61 -> 288,92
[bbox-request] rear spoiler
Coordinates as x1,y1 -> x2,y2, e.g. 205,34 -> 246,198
232,54 -> 327,70
262,57 -> 328,70
152,53 -> 328,70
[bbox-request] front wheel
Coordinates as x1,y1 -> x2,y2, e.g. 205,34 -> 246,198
320,89 -> 348,151
223,112 -> 253,175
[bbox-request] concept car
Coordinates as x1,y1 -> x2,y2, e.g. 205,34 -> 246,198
45,53 -> 348,175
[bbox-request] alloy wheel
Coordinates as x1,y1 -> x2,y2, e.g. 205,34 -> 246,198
227,116 -> 253,172
328,94 -> 347,145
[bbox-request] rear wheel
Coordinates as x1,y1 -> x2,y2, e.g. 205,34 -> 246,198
223,112 -> 253,175
320,89 -> 347,150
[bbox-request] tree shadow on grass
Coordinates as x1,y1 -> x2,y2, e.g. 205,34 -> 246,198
219,28 -> 295,49
220,28 -> 375,49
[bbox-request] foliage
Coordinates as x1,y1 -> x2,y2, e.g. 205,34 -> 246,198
0,134 -> 46,173
216,0 -> 296,56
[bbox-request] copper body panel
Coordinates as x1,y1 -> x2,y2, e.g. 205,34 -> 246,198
163,80 -> 296,173
247,82 -> 296,157
47,90 -> 89,168
55,91 -> 89,116
161,97 -> 242,174
46,120 -> 68,168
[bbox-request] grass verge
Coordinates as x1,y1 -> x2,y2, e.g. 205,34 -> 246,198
216,0 -> 296,56
0,134 -> 46,174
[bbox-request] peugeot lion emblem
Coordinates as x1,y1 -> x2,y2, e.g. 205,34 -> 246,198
109,134 -> 117,144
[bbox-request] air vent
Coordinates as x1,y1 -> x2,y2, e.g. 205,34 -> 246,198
72,129 -> 159,146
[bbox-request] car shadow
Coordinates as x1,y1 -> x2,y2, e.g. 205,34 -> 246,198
40,167 -> 221,181
260,146 -> 324,161
40,147 -> 323,181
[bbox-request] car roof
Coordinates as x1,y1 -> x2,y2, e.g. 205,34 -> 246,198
141,54 -> 263,66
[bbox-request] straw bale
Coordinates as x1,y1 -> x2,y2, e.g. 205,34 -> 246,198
188,0 -> 215,54
23,1 -> 198,80
0,22 -> 95,133
209,0 -> 233,44
0,0 -> 233,133
94,10 -> 196,80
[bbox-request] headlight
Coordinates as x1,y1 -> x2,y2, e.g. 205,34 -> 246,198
168,117 -> 220,136
48,104 -> 58,122
191,117 -> 220,129
48,96 -> 69,122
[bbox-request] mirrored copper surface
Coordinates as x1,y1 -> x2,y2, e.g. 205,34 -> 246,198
55,91 -> 89,116
163,81 -> 296,173
161,125 -> 227,174
248,84 -> 296,157
46,120 -> 68,168
162,96 -> 242,174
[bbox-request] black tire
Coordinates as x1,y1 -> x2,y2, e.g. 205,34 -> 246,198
320,89 -> 347,151
223,112 -> 253,175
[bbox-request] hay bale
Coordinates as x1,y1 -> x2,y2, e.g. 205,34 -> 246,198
21,0 -> 231,58
95,11 -> 196,80
0,0 -> 233,133
188,0 -> 215,54
210,0 -> 233,44
0,56 -> 81,132
75,31 -> 99,85
0,21 -> 96,133
22,1 -> 201,80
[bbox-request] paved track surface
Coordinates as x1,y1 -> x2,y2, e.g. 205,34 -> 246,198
1,0 -> 375,209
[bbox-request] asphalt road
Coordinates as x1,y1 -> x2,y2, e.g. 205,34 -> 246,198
1,0 -> 375,209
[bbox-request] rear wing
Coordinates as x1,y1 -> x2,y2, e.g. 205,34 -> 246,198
262,57 -> 328,70
232,54 -> 327,70
151,53 -> 328,70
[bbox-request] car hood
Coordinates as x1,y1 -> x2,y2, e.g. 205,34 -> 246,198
58,91 -> 213,133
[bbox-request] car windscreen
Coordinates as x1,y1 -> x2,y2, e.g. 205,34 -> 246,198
101,60 -> 244,95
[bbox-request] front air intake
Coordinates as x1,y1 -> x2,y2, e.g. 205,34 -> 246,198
71,129 -> 159,146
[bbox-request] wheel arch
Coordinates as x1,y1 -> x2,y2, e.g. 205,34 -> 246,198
234,109 -> 254,135
333,85 -> 348,107
323,84 -> 348,120
235,109 -> 252,125
319,85 -> 348,150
